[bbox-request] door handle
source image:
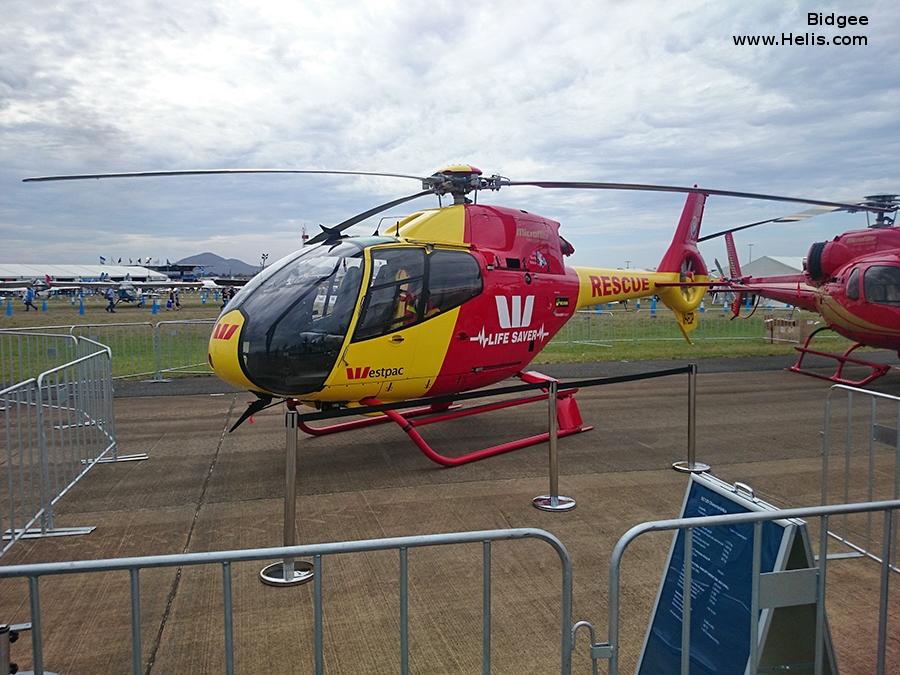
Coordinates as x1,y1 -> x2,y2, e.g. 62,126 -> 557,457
390,335 -> 405,343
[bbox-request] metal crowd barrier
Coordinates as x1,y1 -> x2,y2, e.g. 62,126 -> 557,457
822,385 -> 900,572
0,321 -> 215,383
2,308 -> 837,384
3,502 -> 896,674
1,338 -> 121,558
0,331 -> 78,390
579,499 -> 900,675
0,528 -> 573,675
151,319 -> 216,380
548,307 -> 836,347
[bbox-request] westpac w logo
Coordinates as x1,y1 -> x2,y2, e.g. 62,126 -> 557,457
495,295 -> 534,329
212,323 -> 239,340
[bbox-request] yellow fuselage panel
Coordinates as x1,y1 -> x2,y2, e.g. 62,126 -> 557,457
208,310 -> 258,391
395,204 -> 466,245
319,307 -> 461,402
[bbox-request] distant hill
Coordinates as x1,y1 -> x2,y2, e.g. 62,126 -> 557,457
177,252 -> 258,277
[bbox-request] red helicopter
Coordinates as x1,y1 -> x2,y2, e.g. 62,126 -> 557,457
24,166 -> 889,464
702,194 -> 900,386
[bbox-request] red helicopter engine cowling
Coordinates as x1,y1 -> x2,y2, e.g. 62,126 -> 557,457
807,228 -> 900,282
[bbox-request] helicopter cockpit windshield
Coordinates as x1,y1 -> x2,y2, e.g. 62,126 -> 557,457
233,241 -> 366,395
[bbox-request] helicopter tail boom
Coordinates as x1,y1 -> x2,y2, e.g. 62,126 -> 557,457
572,193 -> 710,333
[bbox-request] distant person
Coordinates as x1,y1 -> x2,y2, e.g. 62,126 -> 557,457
174,288 -> 181,311
24,287 -> 38,311
167,289 -> 175,311
104,287 -> 116,313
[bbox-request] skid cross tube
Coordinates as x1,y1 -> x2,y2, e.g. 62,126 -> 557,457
298,402 -> 455,436
367,387 -> 591,467
790,326 -> 891,386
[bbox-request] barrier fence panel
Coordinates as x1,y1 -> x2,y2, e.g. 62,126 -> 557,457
1,338 -> 117,558
0,378 -> 40,555
822,385 -> 900,572
2,322 -> 216,382
68,323 -> 155,380
547,307 -> 841,348
4,308 -> 841,383
0,332 -> 78,390
583,499 -> 900,675
153,319 -> 215,380
0,528 -> 573,675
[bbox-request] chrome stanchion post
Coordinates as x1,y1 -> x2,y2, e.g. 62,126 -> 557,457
259,409 -> 314,586
673,363 -> 710,474
533,379 -> 576,512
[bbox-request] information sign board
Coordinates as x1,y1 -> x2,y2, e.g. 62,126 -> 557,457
636,473 -> 836,675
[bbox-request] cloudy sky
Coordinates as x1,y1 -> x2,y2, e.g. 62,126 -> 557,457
2,0 -> 898,270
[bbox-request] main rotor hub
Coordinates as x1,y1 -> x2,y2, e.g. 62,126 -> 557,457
863,194 -> 899,228
422,164 -> 505,203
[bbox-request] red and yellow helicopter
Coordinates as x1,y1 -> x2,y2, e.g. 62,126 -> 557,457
702,194 -> 900,386
25,165 -> 885,464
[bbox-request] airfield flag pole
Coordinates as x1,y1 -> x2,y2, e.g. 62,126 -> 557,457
673,363 -> 710,474
259,408 -> 314,586
533,379 -> 576,512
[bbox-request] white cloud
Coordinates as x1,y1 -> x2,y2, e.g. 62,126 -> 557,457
1,0 -> 898,267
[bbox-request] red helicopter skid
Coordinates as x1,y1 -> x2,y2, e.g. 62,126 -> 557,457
360,386 -> 593,467
790,326 -> 891,386
295,401 -> 456,436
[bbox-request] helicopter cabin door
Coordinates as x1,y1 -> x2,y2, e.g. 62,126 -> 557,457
339,247 -> 428,400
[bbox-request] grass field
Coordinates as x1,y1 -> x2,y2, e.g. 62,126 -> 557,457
1,294 -> 850,383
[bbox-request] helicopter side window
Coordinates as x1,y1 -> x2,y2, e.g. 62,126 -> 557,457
863,265 -> 900,305
426,250 -> 483,315
846,268 -> 860,300
355,248 -> 426,340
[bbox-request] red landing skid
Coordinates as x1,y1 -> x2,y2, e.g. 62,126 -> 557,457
294,371 -> 593,466
790,326 -> 891,387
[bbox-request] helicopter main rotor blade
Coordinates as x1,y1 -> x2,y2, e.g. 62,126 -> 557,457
501,180 -> 888,213
305,189 -> 435,246
23,169 -> 427,182
697,205 -> 842,242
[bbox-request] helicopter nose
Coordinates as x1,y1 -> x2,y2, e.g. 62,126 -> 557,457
208,310 -> 256,391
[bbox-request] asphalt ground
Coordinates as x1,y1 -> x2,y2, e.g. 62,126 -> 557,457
1,358 -> 899,673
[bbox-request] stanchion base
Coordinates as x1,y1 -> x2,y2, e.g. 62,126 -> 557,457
259,560 -> 314,587
3,526 -> 95,541
672,461 -> 710,474
81,453 -> 150,465
532,495 -> 577,512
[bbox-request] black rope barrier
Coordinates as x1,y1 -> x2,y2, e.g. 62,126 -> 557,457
294,364 -> 695,423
